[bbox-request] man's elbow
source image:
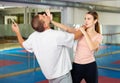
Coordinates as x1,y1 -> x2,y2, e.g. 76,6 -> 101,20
19,41 -> 24,48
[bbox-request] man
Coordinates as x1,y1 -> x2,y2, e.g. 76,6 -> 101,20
11,12 -> 82,83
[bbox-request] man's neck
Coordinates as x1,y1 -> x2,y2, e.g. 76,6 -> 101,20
45,27 -> 51,30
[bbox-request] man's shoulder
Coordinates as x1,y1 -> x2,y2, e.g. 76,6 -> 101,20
28,31 -> 38,38
49,29 -> 63,33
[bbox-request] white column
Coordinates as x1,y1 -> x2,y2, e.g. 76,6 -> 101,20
61,7 -> 74,61
24,7 -> 28,24
61,7 -> 74,26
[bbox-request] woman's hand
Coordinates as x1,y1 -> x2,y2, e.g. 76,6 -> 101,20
80,26 -> 86,34
45,9 -> 53,21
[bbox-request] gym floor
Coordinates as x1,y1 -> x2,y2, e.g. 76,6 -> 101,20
0,43 -> 120,83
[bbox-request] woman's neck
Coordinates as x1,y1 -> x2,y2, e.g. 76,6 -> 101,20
86,27 -> 97,36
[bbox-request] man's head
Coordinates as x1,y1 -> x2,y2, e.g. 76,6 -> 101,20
31,13 -> 51,32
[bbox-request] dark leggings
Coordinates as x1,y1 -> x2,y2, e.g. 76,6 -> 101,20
71,61 -> 98,83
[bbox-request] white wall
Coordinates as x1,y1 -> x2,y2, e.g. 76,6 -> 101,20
101,25 -> 120,44
61,7 -> 120,44
99,12 -> 120,25
61,7 -> 87,26
61,7 -> 120,25
73,8 -> 87,24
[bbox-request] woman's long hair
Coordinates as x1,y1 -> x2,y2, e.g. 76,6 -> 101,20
87,11 -> 100,33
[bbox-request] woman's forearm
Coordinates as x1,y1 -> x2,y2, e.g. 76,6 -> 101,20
51,20 -> 76,33
84,32 -> 98,51
51,20 -> 83,40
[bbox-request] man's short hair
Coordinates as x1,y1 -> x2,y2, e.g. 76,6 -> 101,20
31,15 -> 45,32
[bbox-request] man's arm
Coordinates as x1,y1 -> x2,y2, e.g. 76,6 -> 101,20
11,23 -> 24,47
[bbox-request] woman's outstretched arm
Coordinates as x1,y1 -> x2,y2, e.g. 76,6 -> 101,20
45,9 -> 83,40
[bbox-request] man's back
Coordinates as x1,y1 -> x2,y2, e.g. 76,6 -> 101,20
23,29 -> 74,79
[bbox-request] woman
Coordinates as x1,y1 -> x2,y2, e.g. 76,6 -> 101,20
46,10 -> 103,83
71,11 -> 103,83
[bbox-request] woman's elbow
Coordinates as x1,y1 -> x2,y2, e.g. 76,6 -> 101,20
74,31 -> 82,40
90,46 -> 98,51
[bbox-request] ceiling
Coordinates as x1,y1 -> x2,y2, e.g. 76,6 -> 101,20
51,0 -> 120,7
0,0 -> 120,7
0,0 -> 120,13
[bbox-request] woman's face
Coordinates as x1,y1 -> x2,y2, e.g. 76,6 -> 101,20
84,14 -> 97,28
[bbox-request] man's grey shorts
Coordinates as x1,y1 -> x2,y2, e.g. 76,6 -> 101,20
49,72 -> 72,83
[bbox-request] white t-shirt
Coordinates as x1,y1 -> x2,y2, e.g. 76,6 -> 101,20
23,29 -> 74,79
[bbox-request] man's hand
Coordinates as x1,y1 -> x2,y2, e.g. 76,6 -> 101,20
11,23 -> 20,34
11,22 -> 24,47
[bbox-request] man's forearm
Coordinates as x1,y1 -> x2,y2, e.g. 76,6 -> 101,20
16,32 -> 25,48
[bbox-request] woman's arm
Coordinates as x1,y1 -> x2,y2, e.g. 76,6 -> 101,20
45,9 -> 76,33
51,20 -> 76,33
46,9 -> 83,40
80,27 -> 100,51
51,20 -> 82,40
